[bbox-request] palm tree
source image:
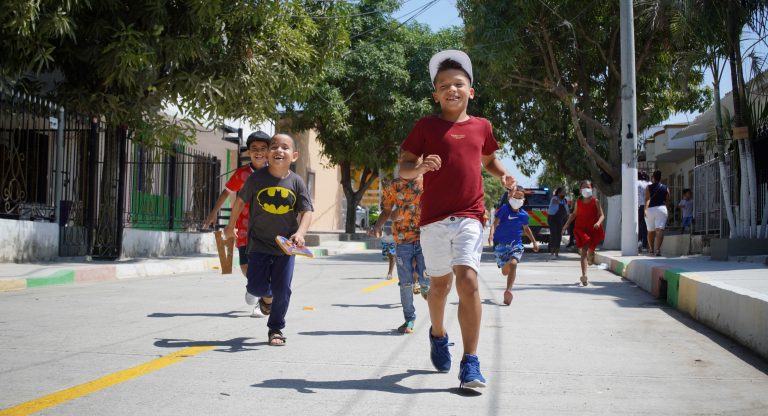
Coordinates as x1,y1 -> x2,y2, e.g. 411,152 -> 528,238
670,0 -> 768,238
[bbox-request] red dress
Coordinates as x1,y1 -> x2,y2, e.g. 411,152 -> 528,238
573,197 -> 604,250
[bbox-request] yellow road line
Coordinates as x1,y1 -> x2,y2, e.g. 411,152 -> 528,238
0,346 -> 215,416
361,278 -> 398,293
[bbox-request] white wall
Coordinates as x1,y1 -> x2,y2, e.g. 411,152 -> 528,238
121,229 -> 217,258
0,218 -> 59,262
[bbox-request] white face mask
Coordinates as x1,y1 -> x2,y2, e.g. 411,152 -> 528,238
509,198 -> 524,209
581,188 -> 593,198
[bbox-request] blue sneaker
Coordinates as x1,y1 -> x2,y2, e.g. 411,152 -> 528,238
429,327 -> 452,372
459,354 -> 487,389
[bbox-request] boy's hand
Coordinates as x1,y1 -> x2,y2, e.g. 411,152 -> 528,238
501,174 -> 517,190
290,233 -> 305,247
203,212 -> 218,229
418,154 -> 441,173
368,226 -> 382,239
533,242 -> 540,252
223,225 -> 236,241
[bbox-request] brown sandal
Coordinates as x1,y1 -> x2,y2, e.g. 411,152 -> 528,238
268,329 -> 286,346
259,298 -> 272,316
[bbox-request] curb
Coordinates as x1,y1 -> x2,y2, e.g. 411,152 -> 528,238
0,242 -> 379,293
595,252 -> 768,361
0,259 -> 220,293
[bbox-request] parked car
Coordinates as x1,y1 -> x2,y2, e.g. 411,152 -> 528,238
355,205 -> 368,229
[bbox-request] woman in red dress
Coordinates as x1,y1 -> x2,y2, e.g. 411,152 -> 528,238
563,180 -> 605,286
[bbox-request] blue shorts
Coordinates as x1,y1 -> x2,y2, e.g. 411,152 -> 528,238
381,242 -> 396,257
494,242 -> 524,268
682,216 -> 693,227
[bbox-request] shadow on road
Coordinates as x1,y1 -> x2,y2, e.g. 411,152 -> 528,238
332,303 -> 400,309
297,330 -> 397,336
147,310 -> 248,318
251,369 -> 479,395
154,337 -> 266,352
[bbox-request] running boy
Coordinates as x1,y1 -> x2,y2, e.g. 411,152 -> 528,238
399,50 -> 516,389
204,131 -> 270,277
224,133 -> 313,346
493,186 -> 539,305
679,189 -> 693,233
204,131 -> 270,317
563,180 -> 605,287
370,174 -> 429,334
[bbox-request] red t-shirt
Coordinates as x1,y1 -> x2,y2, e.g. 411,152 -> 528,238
401,115 -> 499,226
224,164 -> 257,247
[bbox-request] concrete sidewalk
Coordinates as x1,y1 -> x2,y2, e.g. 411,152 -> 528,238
0,239 -> 376,293
595,251 -> 768,361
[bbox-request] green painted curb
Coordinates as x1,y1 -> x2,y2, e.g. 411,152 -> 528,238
26,270 -> 75,288
614,260 -> 626,276
664,269 -> 685,308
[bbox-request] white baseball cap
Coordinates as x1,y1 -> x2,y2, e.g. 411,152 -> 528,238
428,49 -> 473,87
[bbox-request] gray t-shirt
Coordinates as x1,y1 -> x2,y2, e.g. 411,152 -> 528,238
238,169 -> 313,255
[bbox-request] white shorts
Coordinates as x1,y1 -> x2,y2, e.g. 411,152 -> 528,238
646,206 -> 668,230
419,216 -> 484,277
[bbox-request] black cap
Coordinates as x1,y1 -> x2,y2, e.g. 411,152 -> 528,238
246,131 -> 271,147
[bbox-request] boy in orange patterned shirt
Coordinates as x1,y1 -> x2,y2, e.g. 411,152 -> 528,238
370,175 -> 429,334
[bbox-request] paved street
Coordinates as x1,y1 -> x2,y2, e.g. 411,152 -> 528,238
1,249 -> 767,416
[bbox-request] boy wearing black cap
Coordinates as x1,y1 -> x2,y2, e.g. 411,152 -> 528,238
399,50 -> 516,390
205,131 -> 270,316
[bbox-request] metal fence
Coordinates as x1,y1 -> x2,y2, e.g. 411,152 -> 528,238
1,91 -> 221,258
693,140 -> 739,237
0,93 -> 57,221
124,140 -> 220,232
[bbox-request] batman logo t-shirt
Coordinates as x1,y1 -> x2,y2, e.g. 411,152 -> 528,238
238,169 -> 313,255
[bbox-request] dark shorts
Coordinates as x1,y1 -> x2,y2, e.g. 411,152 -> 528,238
238,246 -> 248,266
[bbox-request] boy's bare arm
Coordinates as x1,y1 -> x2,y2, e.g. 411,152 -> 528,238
223,197 -> 245,240
481,153 -> 516,189
523,225 -> 539,251
204,190 -> 232,229
291,211 -> 313,246
369,205 -> 394,238
399,150 -> 439,179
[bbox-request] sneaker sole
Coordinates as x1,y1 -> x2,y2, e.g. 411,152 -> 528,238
460,379 -> 487,389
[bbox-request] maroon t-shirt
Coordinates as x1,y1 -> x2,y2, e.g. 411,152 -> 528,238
401,115 -> 500,227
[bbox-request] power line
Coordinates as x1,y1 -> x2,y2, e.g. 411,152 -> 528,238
350,0 -> 441,41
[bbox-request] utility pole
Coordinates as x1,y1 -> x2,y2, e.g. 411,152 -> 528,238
620,0 -> 639,256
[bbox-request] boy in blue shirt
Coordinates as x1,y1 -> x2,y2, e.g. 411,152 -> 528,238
492,187 -> 539,305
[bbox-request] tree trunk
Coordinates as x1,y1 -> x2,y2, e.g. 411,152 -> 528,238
602,194 -> 622,250
761,183 -> 768,238
339,161 -> 378,234
745,138 -> 758,236
737,139 -> 749,236
712,65 -> 738,238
